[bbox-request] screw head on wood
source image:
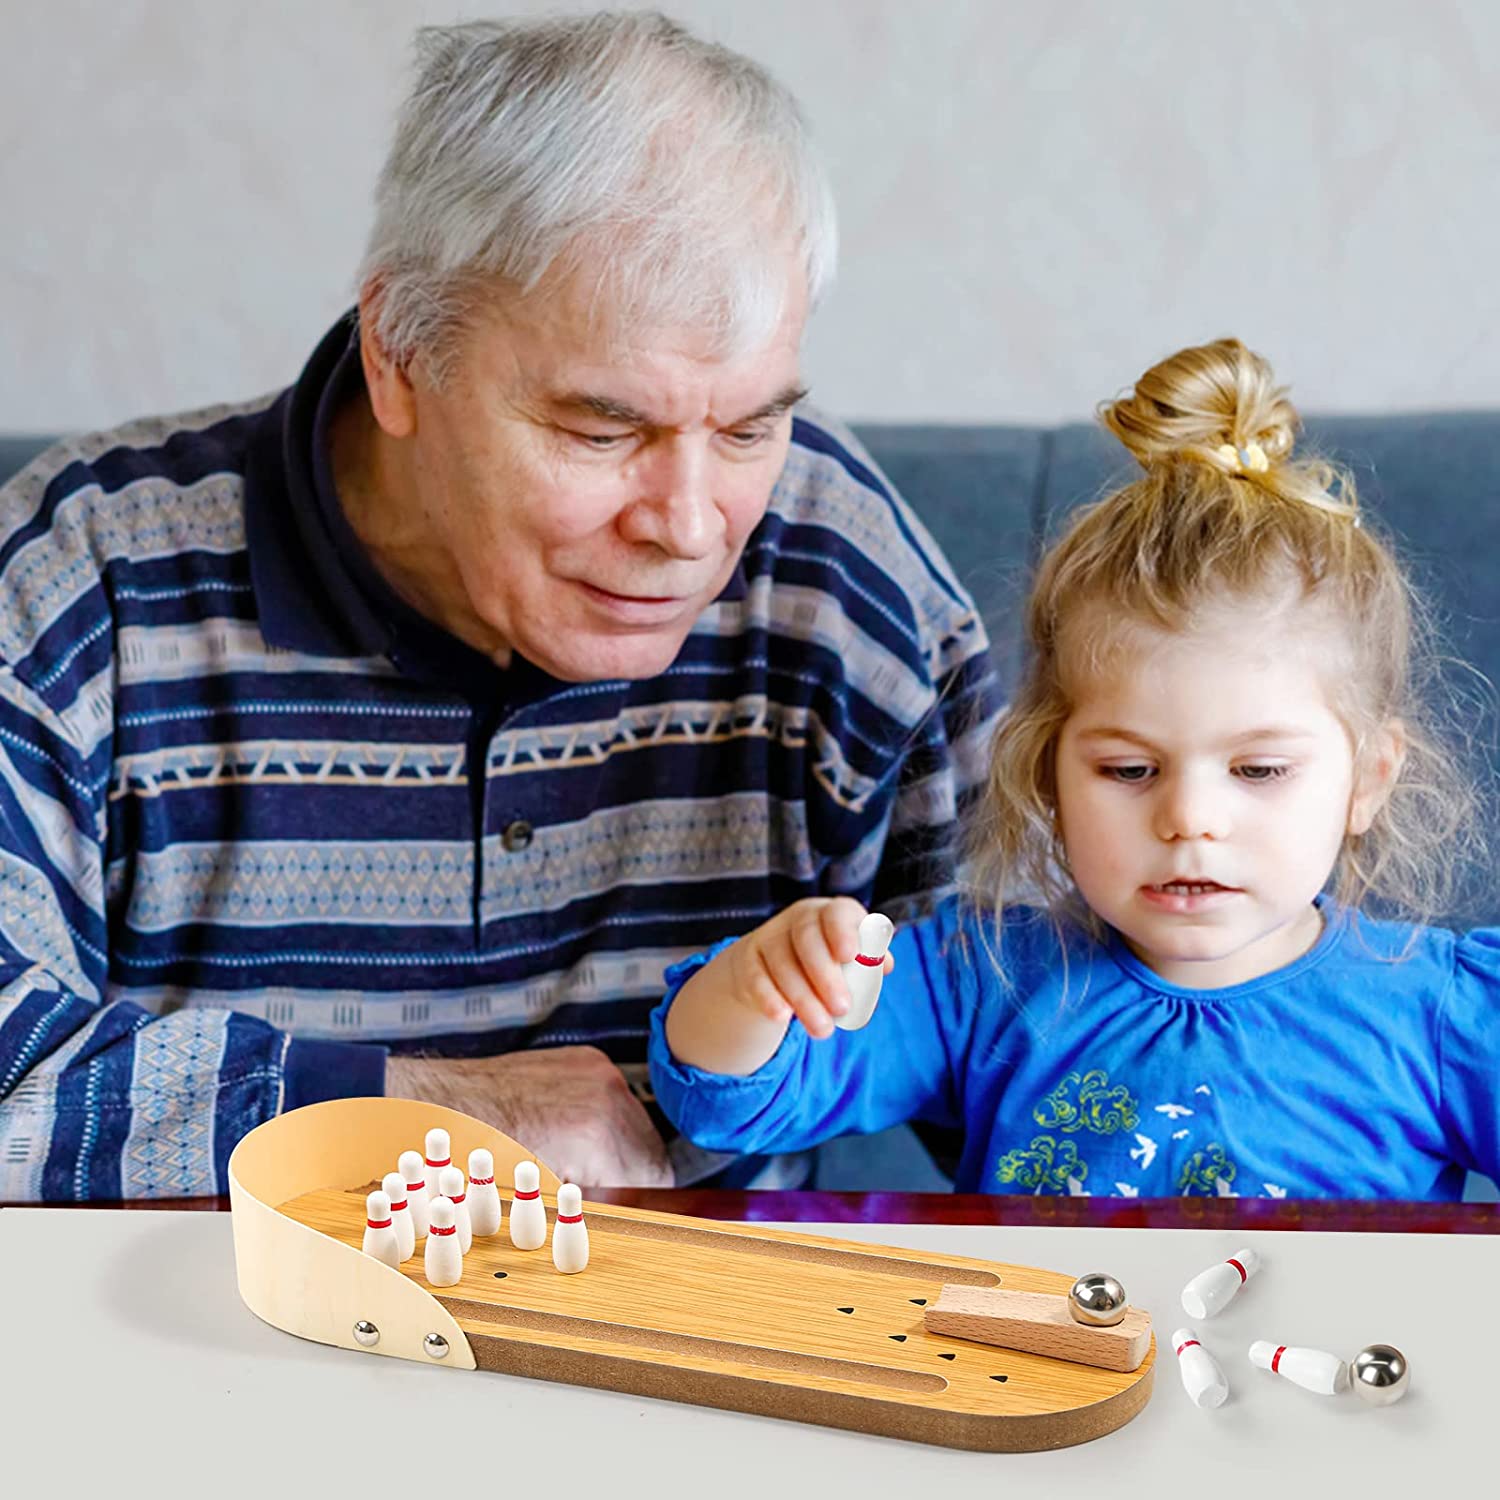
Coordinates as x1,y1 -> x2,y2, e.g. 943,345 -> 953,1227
1068,1272 -> 1129,1327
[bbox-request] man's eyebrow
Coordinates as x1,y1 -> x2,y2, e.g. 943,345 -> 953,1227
736,384 -> 810,424
552,384 -> 809,428
1074,725 -> 1321,749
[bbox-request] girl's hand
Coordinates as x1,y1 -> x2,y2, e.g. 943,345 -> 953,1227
723,896 -> 896,1040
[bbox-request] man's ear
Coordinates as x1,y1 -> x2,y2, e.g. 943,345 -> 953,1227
1348,719 -> 1407,836
356,281 -> 418,440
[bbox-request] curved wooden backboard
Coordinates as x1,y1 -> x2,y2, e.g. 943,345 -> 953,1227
228,1097 -> 559,1369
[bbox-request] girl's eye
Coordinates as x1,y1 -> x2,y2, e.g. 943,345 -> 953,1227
1235,763 -> 1292,782
1101,764 -> 1155,783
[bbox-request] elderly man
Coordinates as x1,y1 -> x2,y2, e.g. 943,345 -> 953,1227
0,13 -> 998,1198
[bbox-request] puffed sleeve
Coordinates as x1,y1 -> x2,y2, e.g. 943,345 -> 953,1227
1440,931 -> 1500,1185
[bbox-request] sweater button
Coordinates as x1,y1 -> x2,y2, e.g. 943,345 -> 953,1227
502,820 -> 534,852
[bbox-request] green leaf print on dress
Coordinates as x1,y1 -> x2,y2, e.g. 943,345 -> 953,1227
1034,1068 -> 1140,1135
995,1135 -> 1088,1194
1177,1143 -> 1237,1196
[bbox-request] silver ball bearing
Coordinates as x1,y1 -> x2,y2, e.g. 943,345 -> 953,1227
1351,1344 -> 1409,1406
1068,1271 -> 1129,1327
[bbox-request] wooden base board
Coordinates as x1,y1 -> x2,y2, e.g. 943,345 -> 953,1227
278,1182 -> 1155,1451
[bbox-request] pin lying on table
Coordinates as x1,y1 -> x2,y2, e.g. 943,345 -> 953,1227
924,1275 -> 1152,1373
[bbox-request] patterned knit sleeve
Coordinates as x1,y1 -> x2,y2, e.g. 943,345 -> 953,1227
781,414 -> 1005,923
1439,930 -> 1500,1187
0,459 -> 383,1201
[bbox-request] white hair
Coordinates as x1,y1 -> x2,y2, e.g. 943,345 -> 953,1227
358,11 -> 837,380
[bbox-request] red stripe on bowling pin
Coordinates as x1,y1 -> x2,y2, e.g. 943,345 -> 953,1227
1271,1345 -> 1286,1372
367,1217 -> 392,1229
430,1223 -> 457,1237
853,953 -> 882,966
515,1188 -> 540,1200
1176,1339 -> 1200,1355
1228,1257 -> 1248,1282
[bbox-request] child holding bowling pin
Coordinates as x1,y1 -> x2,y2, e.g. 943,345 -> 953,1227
649,338 -> 1500,1201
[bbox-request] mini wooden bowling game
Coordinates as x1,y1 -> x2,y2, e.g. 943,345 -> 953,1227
228,1098 -> 1156,1451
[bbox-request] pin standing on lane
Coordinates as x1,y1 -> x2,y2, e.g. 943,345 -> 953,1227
510,1160 -> 547,1250
438,1164 -> 473,1254
423,1128 -> 452,1203
424,1197 -> 463,1287
362,1190 -> 402,1269
552,1183 -> 589,1273
467,1148 -> 503,1237
381,1170 -> 416,1261
398,1149 -> 431,1239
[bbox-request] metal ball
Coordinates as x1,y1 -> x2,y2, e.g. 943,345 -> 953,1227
1068,1272 -> 1129,1327
423,1332 -> 450,1360
352,1319 -> 380,1348
1351,1344 -> 1409,1406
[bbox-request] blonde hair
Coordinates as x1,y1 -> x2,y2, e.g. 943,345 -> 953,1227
966,338 -> 1486,956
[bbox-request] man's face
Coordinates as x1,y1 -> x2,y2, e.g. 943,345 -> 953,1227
382,269 -> 807,682
1053,617 -> 1366,988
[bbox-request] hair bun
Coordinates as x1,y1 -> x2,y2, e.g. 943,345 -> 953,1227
1099,337 -> 1300,472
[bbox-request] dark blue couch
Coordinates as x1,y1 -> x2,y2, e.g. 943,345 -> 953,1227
4,415 -> 1497,1200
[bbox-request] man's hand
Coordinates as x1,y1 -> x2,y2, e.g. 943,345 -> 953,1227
384,1045 -> 673,1188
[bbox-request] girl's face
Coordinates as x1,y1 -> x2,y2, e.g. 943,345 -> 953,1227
1054,613 -> 1397,988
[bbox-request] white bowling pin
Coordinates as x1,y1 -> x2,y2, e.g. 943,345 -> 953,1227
467,1148 -> 503,1237
399,1149 -> 431,1239
362,1190 -> 401,1269
833,912 -> 896,1031
509,1160 -> 547,1250
1181,1247 -> 1260,1319
381,1171 -> 416,1261
1172,1327 -> 1228,1409
439,1165 -> 473,1254
1248,1340 -> 1348,1396
423,1127 -> 452,1203
551,1183 -> 589,1274
424,1197 -> 463,1287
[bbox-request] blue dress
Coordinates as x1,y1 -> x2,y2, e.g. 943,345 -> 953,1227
648,898 -> 1500,1199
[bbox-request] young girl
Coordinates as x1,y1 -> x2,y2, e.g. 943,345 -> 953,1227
647,338 -> 1500,1201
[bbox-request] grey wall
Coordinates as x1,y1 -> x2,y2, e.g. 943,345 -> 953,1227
2,0 -> 1497,429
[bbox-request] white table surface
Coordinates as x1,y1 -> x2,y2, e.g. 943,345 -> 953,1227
0,1209 -> 1485,1495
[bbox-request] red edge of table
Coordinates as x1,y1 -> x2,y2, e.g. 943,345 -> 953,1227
4,1189 -> 1495,1233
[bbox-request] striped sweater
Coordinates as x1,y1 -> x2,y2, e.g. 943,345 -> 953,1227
0,316 -> 1001,1200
